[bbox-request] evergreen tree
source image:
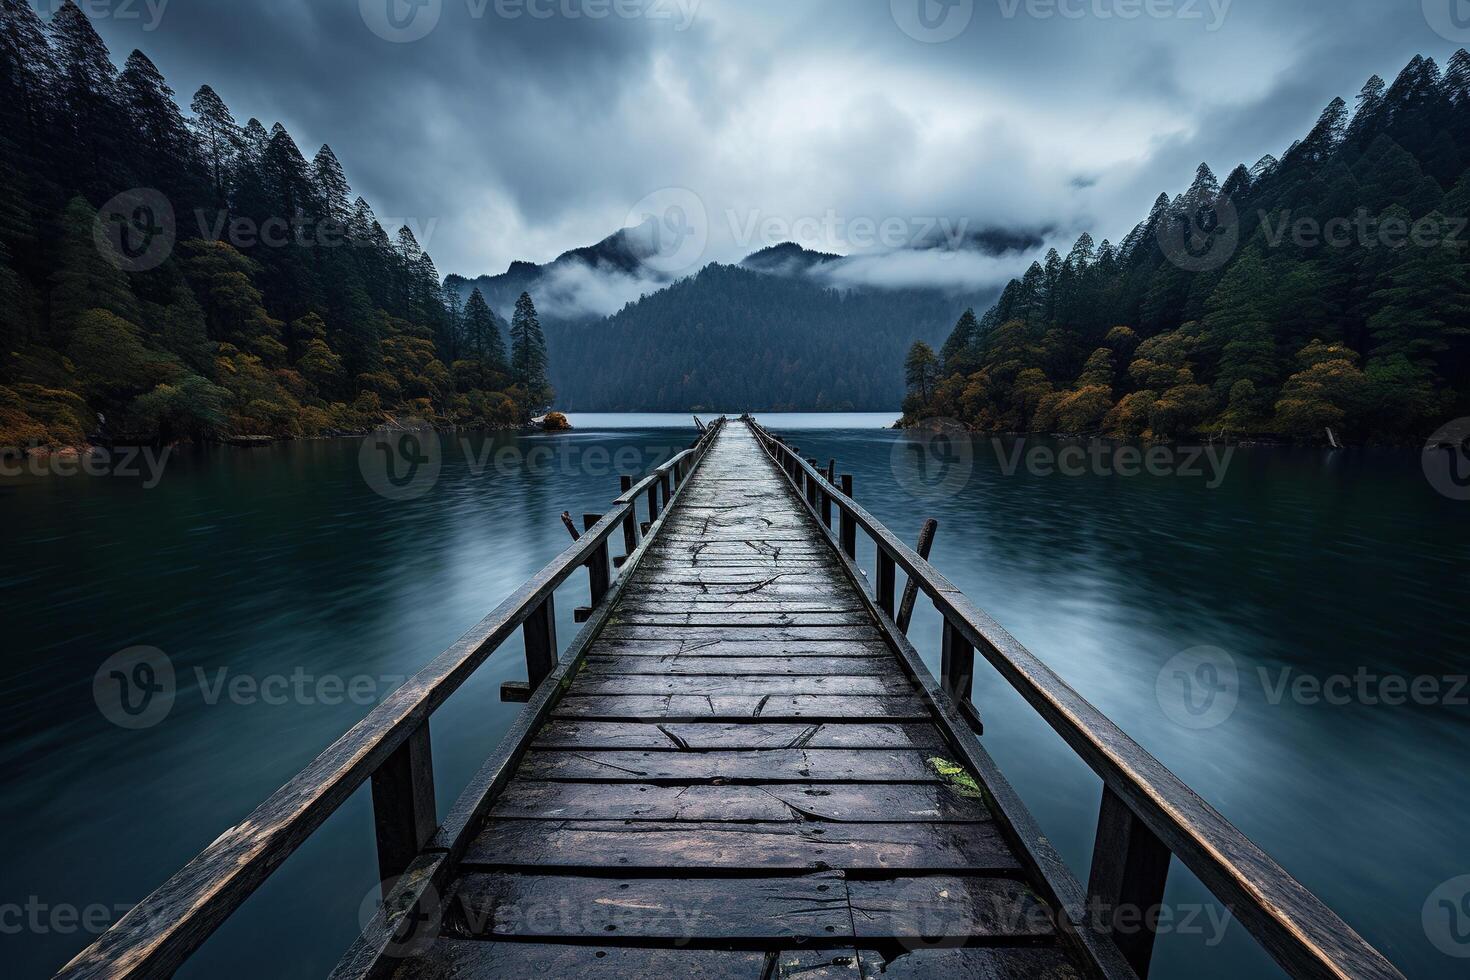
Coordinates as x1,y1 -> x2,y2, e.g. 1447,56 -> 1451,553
463,287 -> 507,377
46,0 -> 126,196
511,291 -> 552,411
904,341 -> 939,403
190,85 -> 241,204
118,50 -> 199,198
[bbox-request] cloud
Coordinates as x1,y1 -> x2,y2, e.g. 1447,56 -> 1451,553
69,0 -> 1467,282
532,259 -> 669,319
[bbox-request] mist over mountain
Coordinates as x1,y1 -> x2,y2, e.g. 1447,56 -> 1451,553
447,234 -> 1001,411
444,224 -> 1035,411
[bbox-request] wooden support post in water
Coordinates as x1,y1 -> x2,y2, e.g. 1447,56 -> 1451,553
369,723 -> 435,895
896,518 -> 939,634
877,550 -> 897,616
1088,786 -> 1173,978
839,475 -> 857,559
583,515 -> 610,606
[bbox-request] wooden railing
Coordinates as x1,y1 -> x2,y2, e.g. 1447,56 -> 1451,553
57,418 -> 727,980
748,419 -> 1403,980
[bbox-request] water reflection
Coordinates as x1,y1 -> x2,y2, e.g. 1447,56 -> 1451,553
785,426 -> 1469,980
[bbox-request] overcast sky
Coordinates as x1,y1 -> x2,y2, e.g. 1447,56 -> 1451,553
54,0 -> 1470,288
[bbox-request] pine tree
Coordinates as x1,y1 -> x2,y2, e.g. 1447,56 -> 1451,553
46,0 -> 126,196
190,85 -> 241,204
463,287 -> 507,375
939,308 -> 979,371
118,50 -> 199,197
904,342 -> 939,402
0,0 -> 56,161
511,291 -> 552,411
310,145 -> 352,225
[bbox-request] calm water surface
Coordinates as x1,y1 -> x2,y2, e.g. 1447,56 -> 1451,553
1,414 -> 1464,978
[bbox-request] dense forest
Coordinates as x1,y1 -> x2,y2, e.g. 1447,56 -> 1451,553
0,0 -> 551,451
903,53 -> 1470,444
447,238 -> 976,412
544,262 -> 969,411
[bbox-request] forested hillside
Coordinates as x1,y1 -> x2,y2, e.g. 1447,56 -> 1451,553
904,53 -> 1470,443
547,263 -> 970,411
0,0 -> 550,450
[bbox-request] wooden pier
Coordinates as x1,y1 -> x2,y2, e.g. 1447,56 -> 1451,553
59,418 -> 1403,980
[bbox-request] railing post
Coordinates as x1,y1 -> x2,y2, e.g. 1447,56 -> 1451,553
839,475 -> 857,559
583,515 -> 610,606
660,471 -> 673,509
1087,786 -> 1173,978
646,479 -> 660,523
805,458 -> 820,509
370,722 -> 436,895
822,460 -> 835,527
940,618 -> 974,700
523,593 -> 558,686
620,476 -> 639,558
877,550 -> 896,616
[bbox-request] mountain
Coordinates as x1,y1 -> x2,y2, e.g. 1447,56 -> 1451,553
546,262 -> 980,411
903,52 -> 1470,443
445,220 -> 673,324
447,231 -> 1002,411
740,242 -> 841,276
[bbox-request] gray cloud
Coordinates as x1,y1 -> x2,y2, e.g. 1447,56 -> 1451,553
61,0 -> 1469,293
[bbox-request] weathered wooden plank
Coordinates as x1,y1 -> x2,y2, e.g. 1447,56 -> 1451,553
855,948 -> 1085,980
390,942 -> 767,979
567,675 -> 914,698
552,695 -> 932,721
588,638 -> 892,658
583,656 -> 894,676
615,600 -> 870,614
463,820 -> 1021,873
847,877 -> 1057,940
486,781 -> 990,822
600,625 -> 883,642
532,721 -> 944,750
628,585 -> 855,601
446,872 -> 853,941
515,749 -> 944,783
610,611 -> 875,627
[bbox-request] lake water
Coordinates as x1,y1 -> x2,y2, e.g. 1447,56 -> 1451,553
1,415 -> 1464,978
